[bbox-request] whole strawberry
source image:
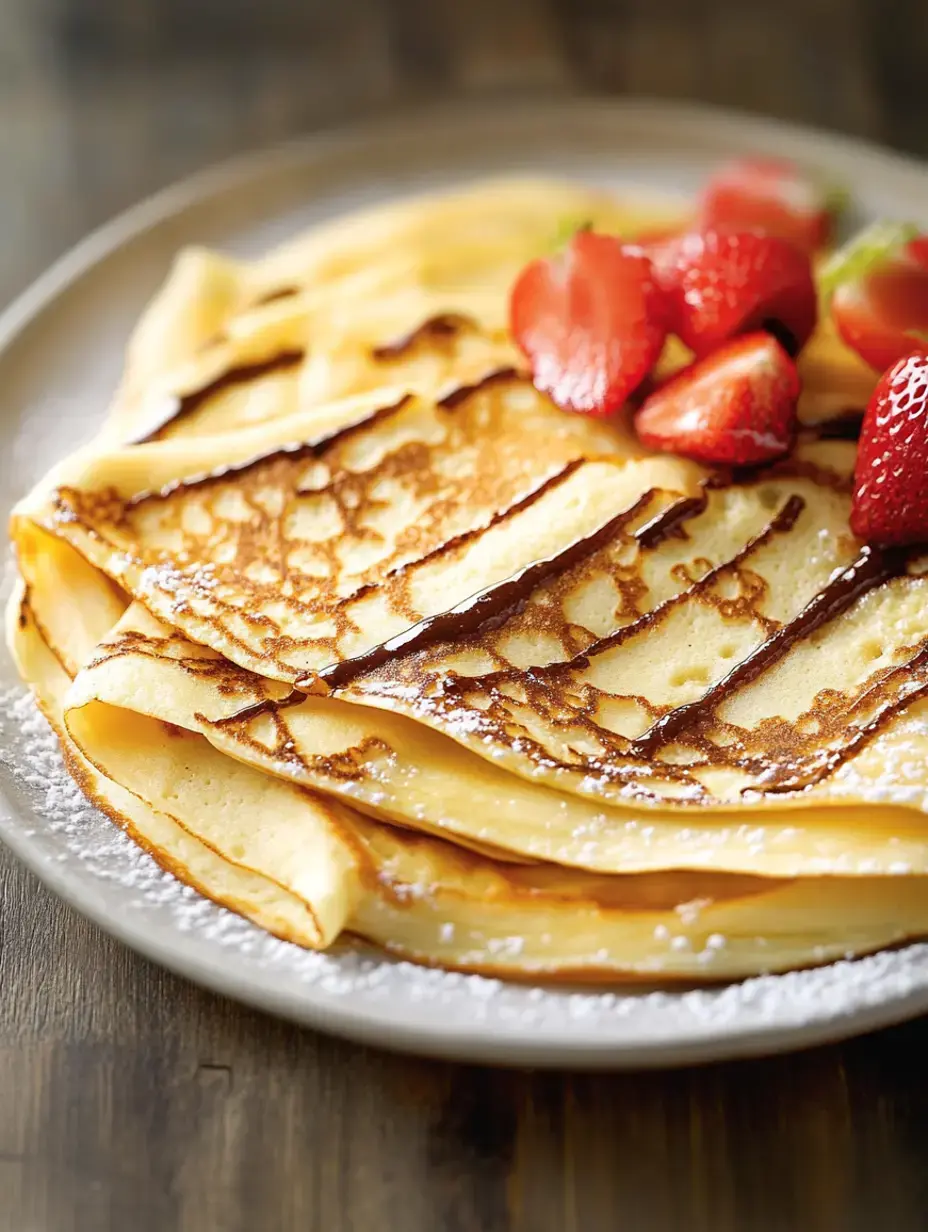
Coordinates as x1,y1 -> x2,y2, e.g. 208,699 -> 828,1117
653,227 -> 818,358
851,352 -> 928,546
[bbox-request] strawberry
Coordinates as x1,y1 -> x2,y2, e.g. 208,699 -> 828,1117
851,352 -> 928,546
509,230 -> 669,417
821,222 -> 928,373
698,157 -> 843,252
634,331 -> 799,466
652,227 -> 818,359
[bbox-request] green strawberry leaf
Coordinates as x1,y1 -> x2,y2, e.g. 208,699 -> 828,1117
818,221 -> 920,302
549,217 -> 592,252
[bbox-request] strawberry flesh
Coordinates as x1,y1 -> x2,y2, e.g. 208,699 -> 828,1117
652,227 -> 818,359
509,230 -> 669,417
698,157 -> 838,252
851,352 -> 928,546
832,241 -> 928,373
634,331 -> 800,466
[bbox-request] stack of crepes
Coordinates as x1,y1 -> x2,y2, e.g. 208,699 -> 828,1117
11,177 -> 928,984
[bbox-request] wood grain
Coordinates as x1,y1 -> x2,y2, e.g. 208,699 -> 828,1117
4,1 -> 928,1228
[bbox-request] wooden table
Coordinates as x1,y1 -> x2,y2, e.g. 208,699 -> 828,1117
4,3 -> 928,1228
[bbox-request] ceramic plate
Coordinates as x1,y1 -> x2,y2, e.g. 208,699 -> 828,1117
4,99 -> 928,1068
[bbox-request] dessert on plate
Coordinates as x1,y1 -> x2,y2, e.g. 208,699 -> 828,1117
11,165 -> 928,981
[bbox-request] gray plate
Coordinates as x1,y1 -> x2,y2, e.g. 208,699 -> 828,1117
4,98 -> 928,1069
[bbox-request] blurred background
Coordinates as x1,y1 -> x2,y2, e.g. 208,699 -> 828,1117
2,0 -> 923,306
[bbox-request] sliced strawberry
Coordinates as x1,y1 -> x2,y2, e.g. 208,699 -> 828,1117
634,331 -> 799,466
851,352 -> 928,546
821,222 -> 928,373
698,157 -> 843,252
653,227 -> 818,359
509,230 -> 669,417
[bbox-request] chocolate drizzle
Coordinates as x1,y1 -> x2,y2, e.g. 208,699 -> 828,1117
633,490 -> 708,550
132,364 -> 532,504
372,313 -> 474,360
437,367 -> 522,409
217,687 -> 308,725
545,493 -> 807,675
251,285 -> 300,308
327,458 -> 591,614
802,411 -> 864,442
136,369 -> 531,502
132,394 -> 413,504
631,539 -> 912,757
296,488 -> 666,692
130,349 -> 306,444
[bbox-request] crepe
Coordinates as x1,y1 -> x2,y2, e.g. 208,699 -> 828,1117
41,427 -> 928,879
11,176 -> 924,984
15,589 -> 928,980
111,177 -> 691,444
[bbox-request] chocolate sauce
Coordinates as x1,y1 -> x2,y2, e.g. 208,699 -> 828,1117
631,539 -> 912,757
297,487 -> 667,691
437,367 -> 522,409
218,688 -> 307,725
251,286 -> 300,308
372,313 -> 473,360
802,411 -> 864,442
326,458 -> 592,614
134,365 -> 525,501
133,394 -> 413,504
634,490 -> 709,550
130,348 -> 306,444
560,494 -> 805,675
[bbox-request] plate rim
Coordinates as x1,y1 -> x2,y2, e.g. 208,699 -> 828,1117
4,94 -> 928,354
4,95 -> 928,1068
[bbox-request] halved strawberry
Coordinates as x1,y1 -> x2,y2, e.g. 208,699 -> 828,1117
821,222 -> 928,373
509,230 -> 669,417
634,331 -> 799,466
698,157 -> 843,252
851,352 -> 928,546
652,227 -> 818,359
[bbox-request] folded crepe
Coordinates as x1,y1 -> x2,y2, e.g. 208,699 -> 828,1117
14,176 -> 927,983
